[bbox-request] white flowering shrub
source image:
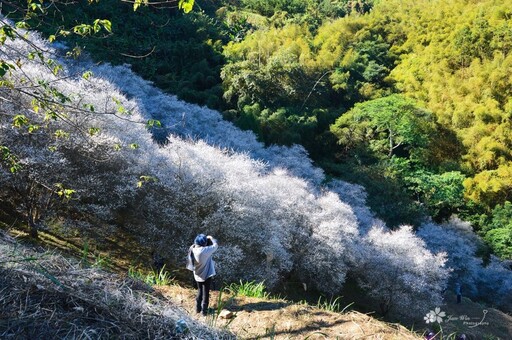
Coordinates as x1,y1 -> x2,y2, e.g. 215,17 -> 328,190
417,220 -> 483,296
297,192 -> 360,293
351,226 -> 449,318
328,179 -> 385,232
418,219 -> 512,310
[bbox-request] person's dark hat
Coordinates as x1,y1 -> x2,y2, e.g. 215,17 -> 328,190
194,234 -> 207,246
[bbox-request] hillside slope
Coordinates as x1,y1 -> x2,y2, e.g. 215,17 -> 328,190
0,229 -> 423,339
0,230 -> 231,339
158,284 -> 422,340
159,284 -> 512,340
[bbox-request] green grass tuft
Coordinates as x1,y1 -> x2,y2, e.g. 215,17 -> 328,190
225,280 -> 270,299
128,265 -> 175,286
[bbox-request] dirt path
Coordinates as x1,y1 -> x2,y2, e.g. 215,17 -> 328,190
157,285 -> 421,339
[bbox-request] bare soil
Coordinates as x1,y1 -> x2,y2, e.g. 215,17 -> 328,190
157,285 -> 422,339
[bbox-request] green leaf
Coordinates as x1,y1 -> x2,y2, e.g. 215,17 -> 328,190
73,24 -> 93,36
88,127 -> 100,136
98,19 -> 111,33
58,29 -> 71,37
55,183 -> 76,200
178,0 -> 195,13
137,175 -> 158,187
44,110 -> 59,121
92,19 -> 111,34
0,25 -> 15,41
113,97 -> 129,115
29,3 -> 44,13
0,145 -> 21,173
82,71 -> 93,80
54,129 -> 70,139
28,125 -> 40,133
0,61 -> 15,77
83,103 -> 95,112
146,119 -> 162,128
13,115 -> 29,128
15,21 -> 30,29
133,0 -> 147,11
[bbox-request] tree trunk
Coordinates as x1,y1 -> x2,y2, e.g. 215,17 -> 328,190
28,217 -> 38,238
27,206 -> 39,238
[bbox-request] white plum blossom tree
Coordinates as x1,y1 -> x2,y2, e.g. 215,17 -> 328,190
418,219 -> 512,311
351,225 -> 449,318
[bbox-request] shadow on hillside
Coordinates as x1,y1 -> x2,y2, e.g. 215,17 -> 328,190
231,300 -> 290,312
242,316 -> 349,340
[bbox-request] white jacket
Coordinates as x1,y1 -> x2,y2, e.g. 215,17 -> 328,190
187,238 -> 218,282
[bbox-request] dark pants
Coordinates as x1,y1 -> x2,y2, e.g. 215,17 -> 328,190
457,293 -> 462,304
196,277 -> 212,315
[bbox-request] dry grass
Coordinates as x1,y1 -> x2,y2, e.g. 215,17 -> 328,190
0,230 -> 234,339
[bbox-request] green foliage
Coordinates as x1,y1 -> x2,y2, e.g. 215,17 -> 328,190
0,146 -> 21,173
329,95 -> 466,224
479,202 -> 512,259
6,0 -> 226,110
178,0 -> 195,13
0,60 -> 15,77
240,0 -> 307,17
221,17 -> 396,152
322,160 -> 424,227
55,183 -> 76,201
128,265 -> 175,286
390,158 -> 466,221
315,295 -> 351,313
239,0 -> 368,21
464,164 -> 512,208
331,95 -> 436,160
72,19 -> 112,36
225,280 -> 270,298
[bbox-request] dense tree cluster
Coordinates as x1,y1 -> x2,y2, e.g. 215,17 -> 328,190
218,0 -> 512,257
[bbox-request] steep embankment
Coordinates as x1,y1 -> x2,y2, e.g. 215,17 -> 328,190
0,229 -> 423,339
3,228 -> 512,339
0,230 -> 230,339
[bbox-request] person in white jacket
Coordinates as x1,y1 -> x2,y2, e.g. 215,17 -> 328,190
187,234 -> 218,316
